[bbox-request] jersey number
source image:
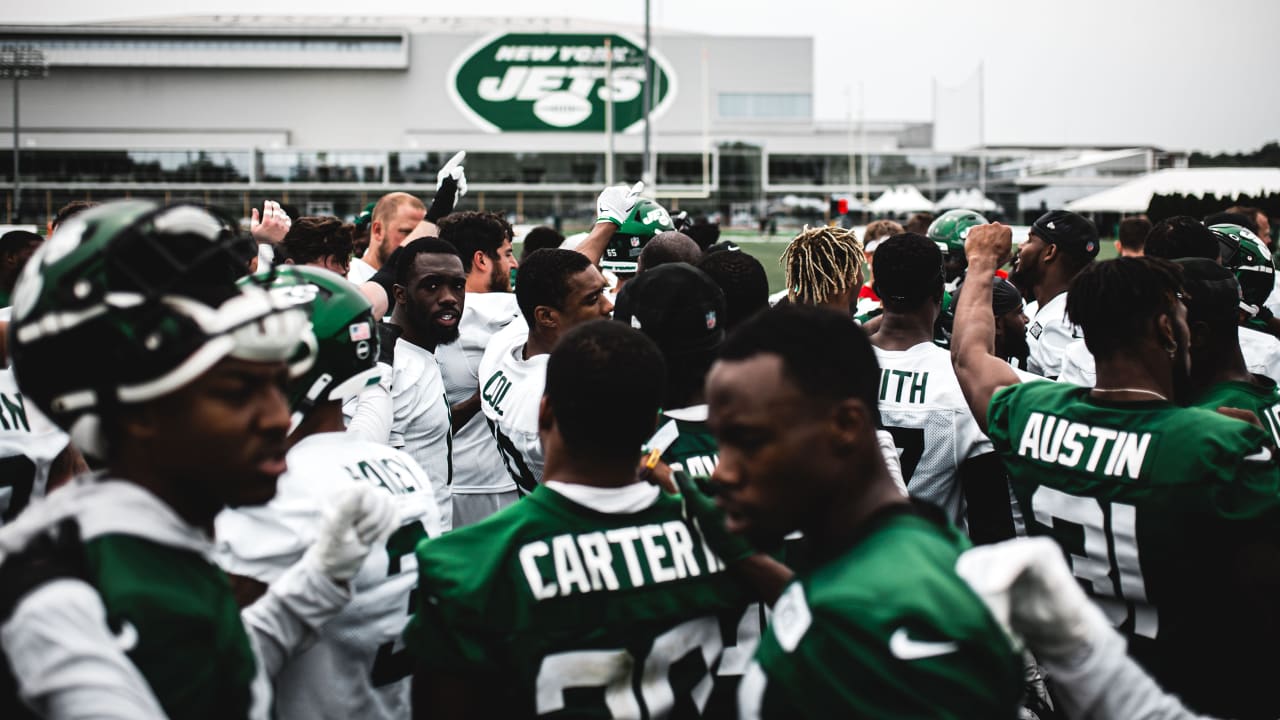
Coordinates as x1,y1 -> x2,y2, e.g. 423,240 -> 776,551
488,418 -> 539,494
1029,486 -> 1157,638
370,520 -> 430,686
534,616 -> 725,718
885,426 -> 924,483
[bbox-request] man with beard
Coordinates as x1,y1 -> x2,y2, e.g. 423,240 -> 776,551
707,304 -> 1023,717
350,193 -> 427,286
1009,210 -> 1099,378
951,223 -> 1280,719
388,238 -> 467,531
434,212 -> 524,527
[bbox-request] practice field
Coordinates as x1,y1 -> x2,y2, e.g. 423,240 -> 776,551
518,228 -> 1121,297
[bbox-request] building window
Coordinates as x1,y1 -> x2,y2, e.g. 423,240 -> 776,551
717,93 -> 811,120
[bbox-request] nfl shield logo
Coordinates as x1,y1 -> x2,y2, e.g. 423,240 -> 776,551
705,311 -> 717,330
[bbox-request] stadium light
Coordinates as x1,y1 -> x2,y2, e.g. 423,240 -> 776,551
0,46 -> 49,223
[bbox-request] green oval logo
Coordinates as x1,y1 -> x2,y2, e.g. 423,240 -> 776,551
450,33 -> 676,133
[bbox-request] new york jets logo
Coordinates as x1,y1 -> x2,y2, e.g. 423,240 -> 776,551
450,33 -> 676,133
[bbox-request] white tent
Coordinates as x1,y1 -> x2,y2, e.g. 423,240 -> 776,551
869,185 -> 934,214
934,188 -> 999,213
1065,168 -> 1280,214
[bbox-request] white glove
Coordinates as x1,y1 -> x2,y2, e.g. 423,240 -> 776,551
596,181 -> 644,226
437,150 -> 468,204
956,537 -> 1114,662
306,485 -> 398,583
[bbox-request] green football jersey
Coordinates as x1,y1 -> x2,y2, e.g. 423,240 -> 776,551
1195,375 -> 1280,446
988,381 -> 1280,719
741,504 -> 1021,718
656,409 -> 719,479
406,484 -> 756,718
85,534 -> 257,719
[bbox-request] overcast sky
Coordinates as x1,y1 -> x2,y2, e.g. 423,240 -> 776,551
6,0 -> 1279,153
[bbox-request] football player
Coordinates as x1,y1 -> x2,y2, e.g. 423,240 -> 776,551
867,234 -> 1004,531
477,249 -> 612,491
216,266 -> 442,720
407,321 -> 759,717
387,237 -> 465,530
433,211 -> 525,527
952,223 -> 1280,718
0,201 -> 397,718
707,304 -> 1023,716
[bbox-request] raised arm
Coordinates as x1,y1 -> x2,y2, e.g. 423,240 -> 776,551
950,223 -> 1022,432
573,182 -> 642,265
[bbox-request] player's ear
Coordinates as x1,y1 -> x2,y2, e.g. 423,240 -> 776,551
537,394 -> 554,432
534,305 -> 557,331
1042,242 -> 1059,264
472,250 -> 489,272
393,283 -> 409,307
829,397 -> 871,453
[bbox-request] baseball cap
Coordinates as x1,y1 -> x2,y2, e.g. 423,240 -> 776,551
614,262 -> 726,356
1175,257 -> 1240,319
1030,210 -> 1099,259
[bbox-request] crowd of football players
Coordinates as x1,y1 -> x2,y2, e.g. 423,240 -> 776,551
0,149 -> 1277,719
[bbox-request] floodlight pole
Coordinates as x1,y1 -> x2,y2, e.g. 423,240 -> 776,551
642,0 -> 652,188
1,46 -> 48,223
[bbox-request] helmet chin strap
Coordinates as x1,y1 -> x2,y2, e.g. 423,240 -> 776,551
289,372 -> 334,436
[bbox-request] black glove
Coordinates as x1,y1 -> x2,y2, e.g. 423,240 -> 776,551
369,246 -> 408,312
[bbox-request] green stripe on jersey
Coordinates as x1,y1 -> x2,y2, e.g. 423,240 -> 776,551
85,535 -> 256,720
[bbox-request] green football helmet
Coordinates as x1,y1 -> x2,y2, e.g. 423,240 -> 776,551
928,209 -> 989,282
8,200 -> 312,457
601,198 -> 675,274
242,265 -> 383,432
1211,223 -> 1273,316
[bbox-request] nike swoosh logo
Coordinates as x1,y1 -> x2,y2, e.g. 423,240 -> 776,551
113,620 -> 139,652
889,627 -> 957,660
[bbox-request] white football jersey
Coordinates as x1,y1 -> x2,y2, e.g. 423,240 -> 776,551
1025,291 -> 1077,379
1057,339 -> 1097,387
1239,326 -> 1280,383
477,324 -> 547,492
347,257 -> 376,286
873,342 -> 994,526
215,432 -> 442,720
0,368 -> 70,525
436,293 -> 525,495
389,337 -> 454,530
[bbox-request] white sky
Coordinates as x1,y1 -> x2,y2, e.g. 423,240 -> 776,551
5,0 -> 1279,153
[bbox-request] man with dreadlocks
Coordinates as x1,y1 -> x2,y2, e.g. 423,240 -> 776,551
781,225 -> 866,316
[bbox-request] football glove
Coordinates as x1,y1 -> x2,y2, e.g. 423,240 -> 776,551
427,151 -> 467,223
955,536 -> 1114,662
306,485 -> 398,583
596,181 -> 644,227
672,470 -> 756,565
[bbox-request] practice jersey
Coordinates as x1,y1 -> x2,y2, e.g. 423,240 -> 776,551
656,405 -> 720,478
1195,376 -> 1280,447
987,380 -> 1280,719
739,503 -> 1022,718
477,325 -> 546,493
1057,339 -> 1097,387
436,292 -> 525,496
347,257 -> 376,286
1025,292 -> 1077,378
389,337 -> 454,531
1238,326 -> 1280,382
0,368 -> 70,525
873,343 -> 994,526
215,432 -> 442,720
405,483 -> 756,718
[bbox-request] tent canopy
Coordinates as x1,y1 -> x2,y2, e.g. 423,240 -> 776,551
1065,168 -> 1280,214
935,188 -> 999,213
869,185 -> 934,213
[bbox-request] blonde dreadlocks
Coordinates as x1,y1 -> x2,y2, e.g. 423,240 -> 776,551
781,225 -> 866,306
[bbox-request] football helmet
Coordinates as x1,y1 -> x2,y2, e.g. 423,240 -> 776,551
1211,223 -> 1273,316
928,209 -> 989,258
244,265 -> 383,432
8,200 -> 313,457
601,198 -> 675,274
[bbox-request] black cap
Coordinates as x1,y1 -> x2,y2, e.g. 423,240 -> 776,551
1031,210 -> 1099,259
1175,257 -> 1241,318
614,262 -> 726,356
992,277 -> 1024,316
